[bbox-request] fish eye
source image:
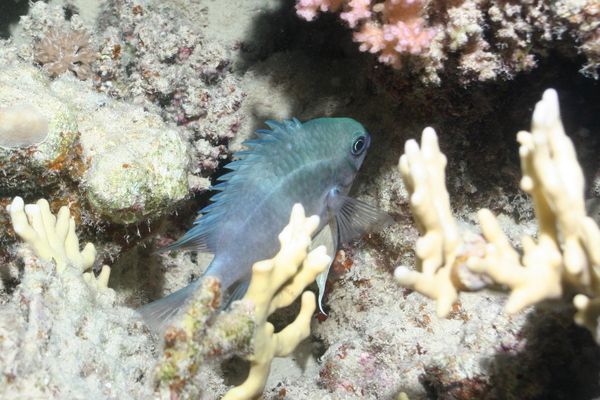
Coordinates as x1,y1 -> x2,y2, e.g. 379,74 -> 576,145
352,136 -> 366,155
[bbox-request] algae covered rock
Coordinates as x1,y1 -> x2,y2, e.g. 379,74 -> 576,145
77,102 -> 190,224
0,64 -> 78,194
0,60 -> 190,225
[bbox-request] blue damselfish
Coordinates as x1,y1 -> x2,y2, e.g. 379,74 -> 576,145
139,118 -> 391,330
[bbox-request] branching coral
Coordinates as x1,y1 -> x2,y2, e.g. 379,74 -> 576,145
394,89 -> 600,341
394,127 -> 465,318
152,204 -> 330,400
34,28 -> 96,79
296,0 -> 437,68
1,197 -> 154,399
7,196 -> 110,290
297,0 -> 600,83
223,203 -> 331,399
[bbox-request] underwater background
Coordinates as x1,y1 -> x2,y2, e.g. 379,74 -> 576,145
1,0 -> 600,399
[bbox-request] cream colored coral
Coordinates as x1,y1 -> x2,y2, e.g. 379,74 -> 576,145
395,89 -> 600,338
223,203 -> 331,400
468,89 -> 600,314
394,127 -> 463,317
7,196 -> 110,290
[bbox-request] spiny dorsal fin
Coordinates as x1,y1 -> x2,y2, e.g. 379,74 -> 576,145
155,118 -> 305,255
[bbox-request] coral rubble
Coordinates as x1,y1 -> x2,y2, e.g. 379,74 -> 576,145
1,0 -> 245,227
0,60 -> 189,225
94,0 -> 244,175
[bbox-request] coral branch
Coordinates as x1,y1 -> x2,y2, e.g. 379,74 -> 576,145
7,196 -> 110,290
394,89 -> 600,340
469,89 -> 600,313
223,204 -> 331,400
394,127 -> 463,317
153,204 -> 330,399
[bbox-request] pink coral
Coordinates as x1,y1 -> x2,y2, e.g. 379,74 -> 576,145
296,0 -> 346,21
297,0 -> 437,68
34,28 -> 96,79
297,0 -> 600,84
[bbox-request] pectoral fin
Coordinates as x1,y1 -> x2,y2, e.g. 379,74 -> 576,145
328,192 -> 393,244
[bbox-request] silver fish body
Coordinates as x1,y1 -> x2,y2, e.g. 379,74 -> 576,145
138,118 -> 391,330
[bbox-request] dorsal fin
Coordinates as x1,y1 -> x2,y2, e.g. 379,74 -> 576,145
155,118 -> 305,255
263,118 -> 302,140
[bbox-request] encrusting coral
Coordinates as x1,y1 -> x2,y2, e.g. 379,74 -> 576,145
153,277 -> 255,400
395,89 -> 600,341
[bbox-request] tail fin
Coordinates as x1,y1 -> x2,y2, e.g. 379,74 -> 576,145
136,280 -> 202,332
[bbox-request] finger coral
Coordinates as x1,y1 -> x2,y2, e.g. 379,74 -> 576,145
7,196 -> 110,288
223,203 -> 331,400
151,204 -> 331,400
394,127 -> 465,318
395,89 -> 600,341
34,27 -> 96,79
1,196 -> 155,398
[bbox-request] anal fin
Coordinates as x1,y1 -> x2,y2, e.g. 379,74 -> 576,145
311,218 -> 338,315
136,279 -> 202,333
